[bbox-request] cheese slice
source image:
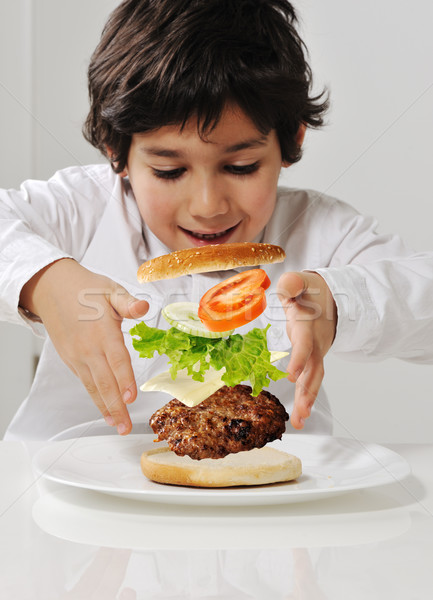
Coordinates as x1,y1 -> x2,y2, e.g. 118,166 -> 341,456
140,351 -> 289,407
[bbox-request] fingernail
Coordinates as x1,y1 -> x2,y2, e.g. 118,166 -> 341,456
105,415 -> 115,427
123,390 -> 132,403
299,418 -> 305,427
117,423 -> 127,435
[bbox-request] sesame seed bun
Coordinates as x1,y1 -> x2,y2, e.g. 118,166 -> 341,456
137,242 -> 286,283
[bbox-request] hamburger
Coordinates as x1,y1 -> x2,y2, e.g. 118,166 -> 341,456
131,242 -> 302,487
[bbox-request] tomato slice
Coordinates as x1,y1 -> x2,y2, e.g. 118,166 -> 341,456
198,269 -> 271,332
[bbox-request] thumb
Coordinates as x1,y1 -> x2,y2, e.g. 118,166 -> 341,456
110,287 -> 149,319
276,272 -> 308,309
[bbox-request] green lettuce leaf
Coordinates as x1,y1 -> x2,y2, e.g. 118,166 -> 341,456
130,322 -> 287,396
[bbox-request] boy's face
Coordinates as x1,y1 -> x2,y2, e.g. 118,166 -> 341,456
124,105 -> 285,251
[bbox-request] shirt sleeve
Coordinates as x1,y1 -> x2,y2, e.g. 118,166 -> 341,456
0,165 -> 110,329
313,197 -> 433,363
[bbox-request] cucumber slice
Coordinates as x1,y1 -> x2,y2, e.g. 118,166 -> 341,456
162,302 -> 234,338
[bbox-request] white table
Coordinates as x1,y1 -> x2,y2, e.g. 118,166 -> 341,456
1,440 -> 432,599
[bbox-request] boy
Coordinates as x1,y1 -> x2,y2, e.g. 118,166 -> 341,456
1,0 -> 433,440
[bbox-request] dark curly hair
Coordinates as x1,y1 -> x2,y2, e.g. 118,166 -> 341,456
83,0 -> 328,173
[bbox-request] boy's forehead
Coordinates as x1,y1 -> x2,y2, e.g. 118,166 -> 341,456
135,135 -> 270,157
132,108 -> 273,153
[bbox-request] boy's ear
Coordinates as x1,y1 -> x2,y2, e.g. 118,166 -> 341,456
117,167 -> 128,178
106,146 -> 128,177
295,123 -> 307,147
282,123 -> 306,167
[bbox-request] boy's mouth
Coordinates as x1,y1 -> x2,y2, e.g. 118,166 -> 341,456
180,224 -> 239,245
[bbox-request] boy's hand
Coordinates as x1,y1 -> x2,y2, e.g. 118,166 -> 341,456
20,258 -> 149,435
276,271 -> 337,429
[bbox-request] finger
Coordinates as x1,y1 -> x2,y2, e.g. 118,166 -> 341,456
105,342 -> 138,405
85,355 -> 132,434
276,271 -> 308,308
110,288 -> 149,320
290,354 -> 325,429
76,364 -> 116,427
286,321 -> 314,383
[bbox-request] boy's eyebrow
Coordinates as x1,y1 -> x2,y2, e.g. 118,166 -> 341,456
141,147 -> 183,158
222,135 -> 269,153
139,135 -> 269,158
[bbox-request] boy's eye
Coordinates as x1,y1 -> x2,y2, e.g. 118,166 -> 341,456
151,162 -> 260,180
225,162 -> 260,176
152,167 -> 186,180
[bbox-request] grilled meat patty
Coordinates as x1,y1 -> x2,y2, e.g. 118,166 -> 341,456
149,384 -> 289,460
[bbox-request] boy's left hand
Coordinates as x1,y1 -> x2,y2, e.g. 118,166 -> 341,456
277,271 -> 337,429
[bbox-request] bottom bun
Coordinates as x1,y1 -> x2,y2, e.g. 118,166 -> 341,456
140,446 -> 302,488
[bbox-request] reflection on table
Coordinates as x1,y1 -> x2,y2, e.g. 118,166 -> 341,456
0,441 -> 432,599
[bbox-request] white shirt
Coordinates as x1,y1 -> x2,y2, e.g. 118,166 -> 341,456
1,164 -> 433,440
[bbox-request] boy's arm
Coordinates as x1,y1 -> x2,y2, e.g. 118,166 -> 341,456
274,193 -> 433,429
277,271 -> 337,430
19,258 -> 148,434
313,197 -> 433,363
1,168 -> 149,433
0,166 -> 108,329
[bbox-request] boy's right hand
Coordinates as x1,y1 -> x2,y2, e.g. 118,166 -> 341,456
20,258 -> 149,435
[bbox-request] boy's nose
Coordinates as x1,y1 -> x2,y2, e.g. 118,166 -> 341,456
188,177 -> 230,219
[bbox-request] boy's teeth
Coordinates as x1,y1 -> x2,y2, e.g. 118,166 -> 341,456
194,231 -> 225,240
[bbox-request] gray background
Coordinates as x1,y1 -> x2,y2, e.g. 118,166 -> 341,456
1,0 -> 432,441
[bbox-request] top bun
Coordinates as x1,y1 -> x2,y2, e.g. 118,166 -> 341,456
137,242 -> 286,283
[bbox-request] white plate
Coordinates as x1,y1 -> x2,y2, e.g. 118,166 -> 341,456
32,434 -> 410,506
